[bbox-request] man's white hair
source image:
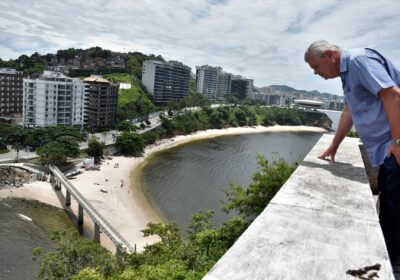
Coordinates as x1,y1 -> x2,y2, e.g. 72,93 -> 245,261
304,40 -> 341,62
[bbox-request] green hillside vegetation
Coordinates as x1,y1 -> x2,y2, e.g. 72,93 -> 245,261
0,47 -> 164,79
125,52 -> 164,79
116,106 -> 330,155
155,106 -> 331,140
103,73 -> 136,84
0,52 -> 45,75
117,84 -> 156,121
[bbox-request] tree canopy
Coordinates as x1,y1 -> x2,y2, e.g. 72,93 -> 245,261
87,137 -> 105,164
115,132 -> 145,156
36,136 -> 80,165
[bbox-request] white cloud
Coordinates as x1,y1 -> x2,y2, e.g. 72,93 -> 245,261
1,0 -> 400,95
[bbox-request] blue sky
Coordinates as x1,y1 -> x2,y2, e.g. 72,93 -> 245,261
1,0 -> 400,95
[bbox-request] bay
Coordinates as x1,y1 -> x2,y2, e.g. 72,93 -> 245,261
141,131 -> 322,229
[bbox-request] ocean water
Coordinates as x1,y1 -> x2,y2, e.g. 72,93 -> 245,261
141,131 -> 322,228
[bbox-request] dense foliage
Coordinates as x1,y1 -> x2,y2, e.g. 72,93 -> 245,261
0,125 -> 85,151
34,154 -> 295,279
100,72 -> 157,122
157,106 -> 331,139
125,52 -> 164,79
87,137 -> 105,164
224,155 -> 296,221
36,136 -> 80,165
0,52 -> 45,75
115,132 -> 146,156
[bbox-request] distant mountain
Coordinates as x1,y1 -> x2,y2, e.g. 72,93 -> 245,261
260,85 -> 343,101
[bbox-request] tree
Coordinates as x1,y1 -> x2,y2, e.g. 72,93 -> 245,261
142,131 -> 157,145
33,230 -> 117,279
209,111 -> 224,129
134,97 -> 156,121
37,136 -> 80,165
234,109 -> 247,126
115,132 -> 145,156
72,268 -> 104,280
167,99 -> 182,113
12,143 -> 24,162
87,137 -> 104,164
160,116 -> 176,137
116,120 -> 138,132
224,155 -> 295,221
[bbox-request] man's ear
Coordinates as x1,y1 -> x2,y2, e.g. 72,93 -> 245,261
324,50 -> 333,58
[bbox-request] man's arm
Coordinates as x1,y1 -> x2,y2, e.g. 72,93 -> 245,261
318,104 -> 353,162
379,86 -> 400,165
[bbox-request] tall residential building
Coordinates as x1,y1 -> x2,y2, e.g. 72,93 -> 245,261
0,68 -> 23,116
196,65 -> 233,102
230,75 -> 254,100
83,75 -> 118,131
142,60 -> 191,106
23,71 -> 85,128
216,71 -> 232,101
195,65 -> 220,101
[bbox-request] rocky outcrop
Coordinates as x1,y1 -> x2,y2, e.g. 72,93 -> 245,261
0,167 -> 32,189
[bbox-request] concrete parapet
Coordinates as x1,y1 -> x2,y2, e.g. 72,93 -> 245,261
204,134 -> 393,280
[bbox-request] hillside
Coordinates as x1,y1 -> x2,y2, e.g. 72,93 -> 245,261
0,47 -> 164,80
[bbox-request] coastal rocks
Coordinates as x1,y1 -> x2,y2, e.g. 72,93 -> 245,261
0,167 -> 32,189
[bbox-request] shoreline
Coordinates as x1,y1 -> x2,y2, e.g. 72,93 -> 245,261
0,125 -> 326,252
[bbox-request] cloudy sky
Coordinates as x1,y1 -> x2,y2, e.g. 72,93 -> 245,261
1,0 -> 400,95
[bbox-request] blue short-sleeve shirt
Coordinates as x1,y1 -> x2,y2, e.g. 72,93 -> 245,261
340,48 -> 400,167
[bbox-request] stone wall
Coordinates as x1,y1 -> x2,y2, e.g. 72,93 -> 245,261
0,166 -> 32,189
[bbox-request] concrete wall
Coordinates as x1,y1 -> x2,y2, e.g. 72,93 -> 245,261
204,134 -> 393,280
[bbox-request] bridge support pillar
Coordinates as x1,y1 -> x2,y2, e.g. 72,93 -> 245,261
66,190 -> 71,206
55,178 -> 61,190
78,204 -> 83,225
94,222 -> 100,242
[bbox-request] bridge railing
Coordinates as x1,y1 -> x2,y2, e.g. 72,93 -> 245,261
49,165 -> 134,253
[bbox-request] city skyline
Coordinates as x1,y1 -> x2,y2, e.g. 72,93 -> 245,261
1,0 -> 400,95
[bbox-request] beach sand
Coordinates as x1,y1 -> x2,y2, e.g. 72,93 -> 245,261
0,125 -> 326,252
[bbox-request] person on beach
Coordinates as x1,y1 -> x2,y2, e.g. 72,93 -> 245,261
304,40 -> 400,266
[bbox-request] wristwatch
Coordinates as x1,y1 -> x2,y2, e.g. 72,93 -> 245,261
394,138 -> 400,145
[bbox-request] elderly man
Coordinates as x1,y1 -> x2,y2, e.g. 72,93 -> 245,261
305,40 -> 400,266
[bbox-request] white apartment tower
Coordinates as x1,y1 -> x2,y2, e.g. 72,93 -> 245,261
23,71 -> 85,128
196,65 -> 232,102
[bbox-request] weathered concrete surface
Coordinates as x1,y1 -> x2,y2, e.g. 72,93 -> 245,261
204,134 -> 393,280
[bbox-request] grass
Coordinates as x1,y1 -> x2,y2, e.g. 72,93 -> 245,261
0,148 -> 9,154
0,198 -> 76,237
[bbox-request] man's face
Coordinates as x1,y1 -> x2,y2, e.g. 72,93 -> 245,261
307,50 -> 340,80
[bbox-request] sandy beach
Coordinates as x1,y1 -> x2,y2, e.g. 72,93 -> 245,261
0,125 -> 326,252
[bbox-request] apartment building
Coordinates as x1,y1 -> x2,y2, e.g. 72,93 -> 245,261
196,65 -> 233,102
83,75 -> 118,131
216,71 -> 232,101
142,60 -> 191,106
195,65 -> 220,101
0,68 -> 23,117
23,71 -> 85,128
230,75 -> 254,100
